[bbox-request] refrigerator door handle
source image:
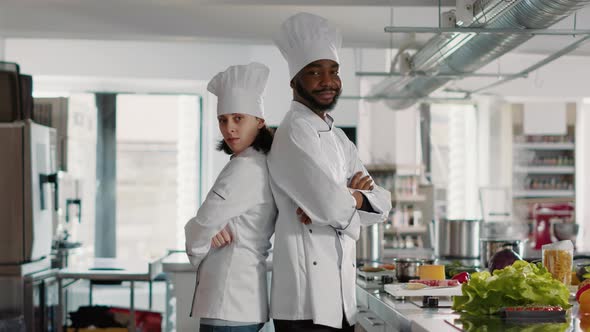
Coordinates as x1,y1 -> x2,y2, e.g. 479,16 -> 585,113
39,173 -> 58,211
65,198 -> 82,223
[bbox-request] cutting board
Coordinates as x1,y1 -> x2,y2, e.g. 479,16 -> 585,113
384,283 -> 463,297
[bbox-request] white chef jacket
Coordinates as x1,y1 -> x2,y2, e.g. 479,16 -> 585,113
267,101 -> 392,328
185,147 -> 276,323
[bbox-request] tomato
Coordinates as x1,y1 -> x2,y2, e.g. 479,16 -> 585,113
580,314 -> 590,331
581,290 -> 590,314
451,272 -> 470,284
578,285 -> 590,303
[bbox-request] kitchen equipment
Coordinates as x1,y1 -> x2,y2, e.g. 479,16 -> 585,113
356,268 -> 395,289
384,283 -> 463,298
0,120 -> 58,264
481,222 -> 528,240
479,186 -> 512,223
0,62 -> 34,123
552,222 -> 579,243
0,62 -> 21,123
357,223 -> 383,263
480,239 -> 524,268
0,265 -> 59,332
434,219 -> 482,261
51,173 -> 84,269
393,258 -> 435,283
533,203 -> 574,249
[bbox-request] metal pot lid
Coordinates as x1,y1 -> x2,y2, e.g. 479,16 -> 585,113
393,257 -> 434,263
480,238 -> 524,242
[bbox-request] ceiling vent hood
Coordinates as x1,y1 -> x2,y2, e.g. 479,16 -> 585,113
370,0 -> 590,110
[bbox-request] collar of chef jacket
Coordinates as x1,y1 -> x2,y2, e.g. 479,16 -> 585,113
291,101 -> 335,132
230,146 -> 258,160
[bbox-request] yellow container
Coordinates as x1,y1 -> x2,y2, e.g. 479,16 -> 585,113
418,265 -> 446,280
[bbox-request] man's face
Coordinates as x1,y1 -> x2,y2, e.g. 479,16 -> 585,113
292,59 -> 342,112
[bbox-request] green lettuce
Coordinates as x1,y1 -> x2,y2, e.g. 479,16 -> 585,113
452,260 -> 572,315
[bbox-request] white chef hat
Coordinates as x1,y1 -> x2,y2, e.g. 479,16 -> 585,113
274,12 -> 342,80
207,62 -> 270,119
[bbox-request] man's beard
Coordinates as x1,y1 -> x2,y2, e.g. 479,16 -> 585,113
294,79 -> 341,112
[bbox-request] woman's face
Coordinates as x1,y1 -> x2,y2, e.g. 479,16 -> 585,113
218,113 -> 265,155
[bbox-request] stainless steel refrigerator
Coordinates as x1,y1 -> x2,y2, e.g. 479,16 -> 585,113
0,120 -> 57,265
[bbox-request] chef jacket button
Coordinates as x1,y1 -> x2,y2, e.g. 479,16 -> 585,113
309,229 -> 313,234
313,261 -> 317,266
353,263 -> 356,268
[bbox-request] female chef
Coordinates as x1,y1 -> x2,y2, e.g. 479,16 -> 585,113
184,62 -> 276,332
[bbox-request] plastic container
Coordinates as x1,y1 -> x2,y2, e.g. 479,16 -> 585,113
542,240 -> 574,285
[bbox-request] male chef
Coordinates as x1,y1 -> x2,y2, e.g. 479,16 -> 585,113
267,12 -> 392,332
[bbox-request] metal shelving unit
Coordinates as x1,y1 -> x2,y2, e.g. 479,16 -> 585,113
513,190 -> 575,198
513,142 -> 574,150
513,166 -> 575,174
510,102 -> 576,230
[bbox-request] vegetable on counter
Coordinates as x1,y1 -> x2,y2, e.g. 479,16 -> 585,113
577,265 -> 590,282
452,260 -> 571,316
488,248 -> 522,273
578,279 -> 590,314
445,261 -> 479,279
451,271 -> 470,284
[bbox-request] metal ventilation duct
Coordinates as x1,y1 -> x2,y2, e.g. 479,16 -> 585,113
371,0 -> 590,110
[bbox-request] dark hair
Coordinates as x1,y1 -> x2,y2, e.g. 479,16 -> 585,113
216,126 -> 275,155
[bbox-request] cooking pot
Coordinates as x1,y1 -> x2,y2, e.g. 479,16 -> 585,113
434,219 -> 482,259
480,239 -> 524,268
393,258 -> 435,283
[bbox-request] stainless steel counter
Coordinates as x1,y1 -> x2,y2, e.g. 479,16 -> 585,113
162,252 -> 197,273
161,251 -> 273,273
356,284 -> 586,332
57,258 -> 163,332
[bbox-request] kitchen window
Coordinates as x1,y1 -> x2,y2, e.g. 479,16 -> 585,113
116,94 -> 201,261
430,103 -> 486,220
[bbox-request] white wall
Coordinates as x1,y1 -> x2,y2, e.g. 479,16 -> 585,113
4,38 -> 361,194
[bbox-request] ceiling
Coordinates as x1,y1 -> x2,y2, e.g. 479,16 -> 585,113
1,0 -> 590,55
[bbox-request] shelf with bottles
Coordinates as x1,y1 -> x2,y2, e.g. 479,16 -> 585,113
513,166 -> 574,174
383,234 -> 425,250
383,224 -> 428,235
365,164 -> 396,173
367,164 -> 426,202
513,146 -> 574,174
385,204 -> 424,229
513,190 -> 575,198
517,174 -> 574,190
514,134 -> 575,145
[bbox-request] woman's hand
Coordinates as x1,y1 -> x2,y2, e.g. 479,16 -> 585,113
296,207 -> 312,225
211,225 -> 233,248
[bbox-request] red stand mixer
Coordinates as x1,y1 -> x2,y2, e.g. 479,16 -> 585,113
532,203 -> 575,250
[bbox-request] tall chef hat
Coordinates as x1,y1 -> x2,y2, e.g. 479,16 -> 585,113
273,12 -> 342,80
207,62 -> 270,119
